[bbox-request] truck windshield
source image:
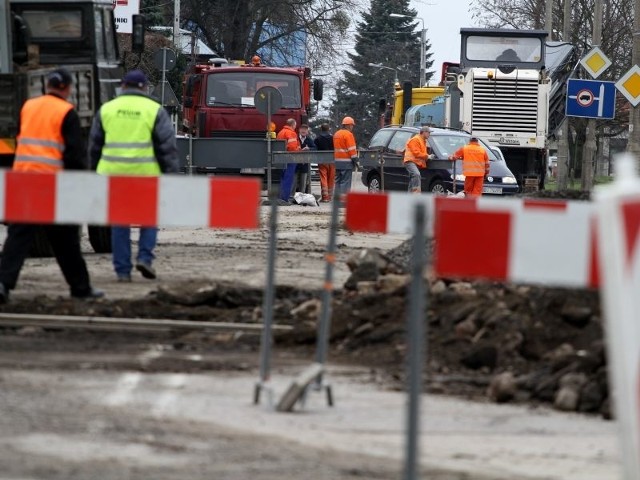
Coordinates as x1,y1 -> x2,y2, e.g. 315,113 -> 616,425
466,36 -> 542,63
206,72 -> 301,108
21,10 -> 83,39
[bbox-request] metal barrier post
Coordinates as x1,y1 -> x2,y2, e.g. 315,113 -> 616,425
379,150 -> 385,192
312,196 -> 340,406
452,159 -> 457,194
187,133 -> 194,175
254,196 -> 278,406
403,203 -> 427,480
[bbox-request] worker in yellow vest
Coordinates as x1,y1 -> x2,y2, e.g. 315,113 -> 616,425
89,70 -> 179,282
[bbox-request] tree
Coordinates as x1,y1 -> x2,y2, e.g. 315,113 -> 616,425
179,0 -> 352,73
330,0 -> 434,143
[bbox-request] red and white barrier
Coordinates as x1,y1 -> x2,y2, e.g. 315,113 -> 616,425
346,156 -> 640,478
345,192 -> 599,288
596,155 -> 640,480
0,171 -> 261,229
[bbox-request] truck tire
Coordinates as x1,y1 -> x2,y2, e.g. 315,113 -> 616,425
88,225 -> 112,253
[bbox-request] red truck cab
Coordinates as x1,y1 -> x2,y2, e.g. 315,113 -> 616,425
182,56 -> 322,138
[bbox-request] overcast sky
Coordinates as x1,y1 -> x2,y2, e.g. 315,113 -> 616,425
415,0 -> 476,85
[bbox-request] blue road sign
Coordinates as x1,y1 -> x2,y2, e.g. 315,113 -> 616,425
566,79 -> 616,119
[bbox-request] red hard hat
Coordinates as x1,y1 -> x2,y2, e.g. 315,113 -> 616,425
342,116 -> 355,126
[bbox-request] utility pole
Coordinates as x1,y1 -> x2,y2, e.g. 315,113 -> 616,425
581,0 -> 602,190
628,0 -> 640,160
556,0 -> 572,190
0,0 -> 12,73
173,0 -> 180,49
545,0 -> 553,39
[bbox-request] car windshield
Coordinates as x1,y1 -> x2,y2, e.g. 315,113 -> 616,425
430,134 -> 499,161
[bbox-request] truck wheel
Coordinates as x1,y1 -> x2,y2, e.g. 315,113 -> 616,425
88,225 -> 112,253
429,180 -> 446,195
28,227 -> 54,257
368,173 -> 382,193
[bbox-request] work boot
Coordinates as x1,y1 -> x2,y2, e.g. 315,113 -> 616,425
72,288 -> 105,300
117,274 -> 132,283
135,261 -> 156,280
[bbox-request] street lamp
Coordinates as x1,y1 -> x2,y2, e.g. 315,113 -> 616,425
368,62 -> 399,85
390,13 -> 426,88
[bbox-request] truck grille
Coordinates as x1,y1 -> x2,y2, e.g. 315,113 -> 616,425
472,77 -> 539,134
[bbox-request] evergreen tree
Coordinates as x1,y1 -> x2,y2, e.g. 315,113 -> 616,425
330,0 -> 434,143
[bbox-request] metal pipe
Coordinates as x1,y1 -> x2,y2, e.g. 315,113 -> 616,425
0,312 -> 291,333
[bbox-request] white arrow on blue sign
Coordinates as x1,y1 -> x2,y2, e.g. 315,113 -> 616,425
566,79 -> 616,119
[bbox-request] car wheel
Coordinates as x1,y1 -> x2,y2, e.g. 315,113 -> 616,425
368,173 -> 382,193
429,179 -> 446,195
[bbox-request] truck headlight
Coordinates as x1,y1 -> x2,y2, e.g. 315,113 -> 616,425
503,176 -> 517,184
451,174 -> 466,181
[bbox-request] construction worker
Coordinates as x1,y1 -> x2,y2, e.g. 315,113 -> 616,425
314,123 -> 334,202
448,136 -> 490,197
276,118 -> 300,202
333,116 -> 358,199
403,126 -> 435,193
89,69 -> 179,282
0,68 -> 103,303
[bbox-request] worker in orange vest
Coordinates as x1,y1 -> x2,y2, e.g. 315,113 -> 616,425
333,116 -> 358,199
0,68 -> 103,303
277,118 -> 301,202
403,126 -> 435,193
448,137 -> 490,197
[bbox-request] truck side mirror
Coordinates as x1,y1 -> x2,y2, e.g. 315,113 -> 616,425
313,79 -> 323,101
131,14 -> 146,53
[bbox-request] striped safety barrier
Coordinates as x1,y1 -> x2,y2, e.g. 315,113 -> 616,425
0,171 -> 261,229
345,192 -> 599,288
346,153 -> 640,479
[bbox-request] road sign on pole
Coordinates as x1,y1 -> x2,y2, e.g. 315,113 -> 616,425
566,78 -> 616,119
580,46 -> 611,79
616,65 -> 640,107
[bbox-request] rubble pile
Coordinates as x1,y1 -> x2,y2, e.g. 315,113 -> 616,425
318,243 -> 609,417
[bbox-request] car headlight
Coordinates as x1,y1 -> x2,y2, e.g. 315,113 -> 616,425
502,176 -> 517,184
451,174 -> 466,181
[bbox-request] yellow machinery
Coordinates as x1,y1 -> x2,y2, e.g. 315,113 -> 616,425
391,86 -> 445,125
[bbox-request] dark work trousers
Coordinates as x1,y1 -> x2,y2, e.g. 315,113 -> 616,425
0,223 -> 92,296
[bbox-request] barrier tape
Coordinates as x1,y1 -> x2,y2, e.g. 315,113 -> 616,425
0,171 -> 261,229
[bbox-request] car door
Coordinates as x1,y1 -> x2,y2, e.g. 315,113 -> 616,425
384,130 -> 413,190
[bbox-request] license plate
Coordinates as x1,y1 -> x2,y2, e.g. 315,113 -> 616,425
483,186 -> 503,194
240,168 -> 265,174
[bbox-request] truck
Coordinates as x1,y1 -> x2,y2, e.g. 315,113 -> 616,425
444,28 -> 574,190
0,0 -> 144,253
401,30 -> 575,190
179,55 -> 323,177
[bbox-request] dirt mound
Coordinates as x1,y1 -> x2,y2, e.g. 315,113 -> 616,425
0,267 -> 609,418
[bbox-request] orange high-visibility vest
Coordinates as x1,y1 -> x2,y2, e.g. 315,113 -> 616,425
14,95 -> 73,173
333,128 -> 357,164
277,125 -> 301,152
452,142 -> 489,177
403,134 -> 427,168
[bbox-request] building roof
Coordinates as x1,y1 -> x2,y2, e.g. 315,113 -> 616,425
149,27 -> 216,56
